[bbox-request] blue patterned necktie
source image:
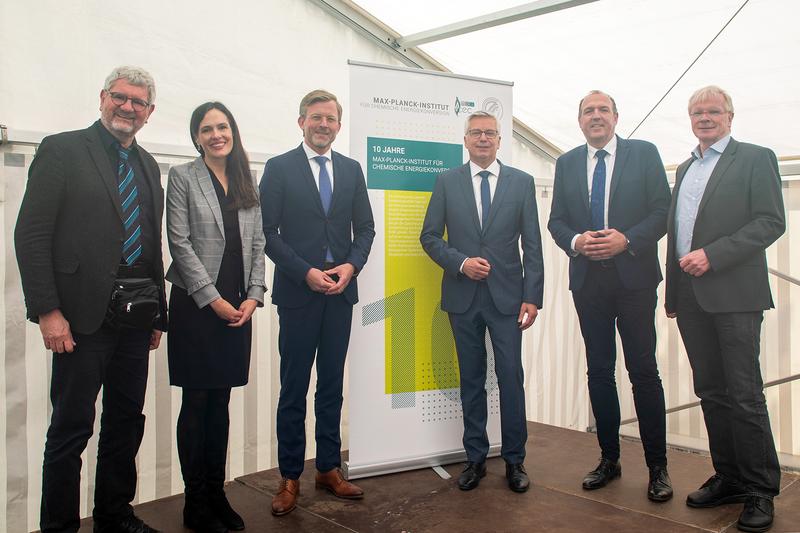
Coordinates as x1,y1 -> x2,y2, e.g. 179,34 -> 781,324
478,170 -> 491,228
590,149 -> 608,231
314,155 -> 332,214
117,145 -> 142,265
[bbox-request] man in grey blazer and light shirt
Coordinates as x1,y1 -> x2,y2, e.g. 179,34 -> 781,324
547,91 -> 672,502
420,111 -> 544,493
665,86 -> 784,532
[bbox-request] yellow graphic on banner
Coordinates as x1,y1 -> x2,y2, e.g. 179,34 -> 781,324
384,190 -> 459,394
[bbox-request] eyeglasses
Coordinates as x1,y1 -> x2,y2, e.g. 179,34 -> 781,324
467,129 -> 499,139
689,110 -> 727,118
107,91 -> 150,112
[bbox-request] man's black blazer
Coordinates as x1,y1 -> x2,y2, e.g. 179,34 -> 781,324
15,122 -> 167,334
259,144 -> 375,308
665,138 -> 785,314
548,136 -> 670,291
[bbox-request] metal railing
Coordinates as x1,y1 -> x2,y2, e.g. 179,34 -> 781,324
588,266 -> 799,431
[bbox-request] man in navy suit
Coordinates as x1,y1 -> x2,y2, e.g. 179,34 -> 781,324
260,90 -> 375,516
548,91 -> 672,501
420,111 -> 543,493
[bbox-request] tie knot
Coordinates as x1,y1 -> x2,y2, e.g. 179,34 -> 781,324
117,145 -> 130,161
314,155 -> 328,166
595,149 -> 608,160
478,170 -> 491,180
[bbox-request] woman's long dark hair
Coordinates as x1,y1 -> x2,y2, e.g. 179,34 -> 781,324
190,101 -> 259,209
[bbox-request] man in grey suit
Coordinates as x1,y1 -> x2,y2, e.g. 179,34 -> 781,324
665,86 -> 785,532
420,111 -> 543,493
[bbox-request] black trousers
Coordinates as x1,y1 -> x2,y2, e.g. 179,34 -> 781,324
572,263 -> 667,467
40,325 -> 151,533
676,274 -> 780,497
176,388 -> 232,500
448,283 -> 527,465
276,292 -> 353,479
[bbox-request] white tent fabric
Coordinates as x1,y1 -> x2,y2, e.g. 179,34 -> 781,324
357,0 -> 800,166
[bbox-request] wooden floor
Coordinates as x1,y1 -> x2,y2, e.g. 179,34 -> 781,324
79,422 -> 800,532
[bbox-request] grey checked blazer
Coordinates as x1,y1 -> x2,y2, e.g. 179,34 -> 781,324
166,157 -> 266,308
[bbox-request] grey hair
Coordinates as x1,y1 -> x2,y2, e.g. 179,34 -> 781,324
688,85 -> 734,114
464,111 -> 500,134
103,66 -> 156,104
578,90 -> 618,116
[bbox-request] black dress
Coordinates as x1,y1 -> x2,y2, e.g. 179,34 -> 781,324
168,170 -> 251,388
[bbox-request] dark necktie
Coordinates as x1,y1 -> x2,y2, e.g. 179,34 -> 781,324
117,145 -> 142,265
314,155 -> 332,214
590,149 -> 608,231
478,170 -> 491,228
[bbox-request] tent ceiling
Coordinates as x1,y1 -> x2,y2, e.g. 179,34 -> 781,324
353,0 -> 800,166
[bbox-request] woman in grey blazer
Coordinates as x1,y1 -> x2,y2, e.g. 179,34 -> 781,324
166,102 -> 266,533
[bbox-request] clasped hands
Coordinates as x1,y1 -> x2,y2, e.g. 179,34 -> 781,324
210,297 -> 258,327
575,228 -> 628,260
305,263 -> 356,295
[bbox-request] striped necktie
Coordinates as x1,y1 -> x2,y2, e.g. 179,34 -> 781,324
117,145 -> 142,265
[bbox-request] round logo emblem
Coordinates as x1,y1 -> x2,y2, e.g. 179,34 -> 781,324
482,97 -> 503,120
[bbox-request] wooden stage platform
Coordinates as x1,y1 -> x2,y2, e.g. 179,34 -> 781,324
78,422 -> 800,532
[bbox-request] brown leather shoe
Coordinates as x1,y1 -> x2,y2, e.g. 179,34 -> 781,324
315,468 -> 364,499
271,478 -> 299,516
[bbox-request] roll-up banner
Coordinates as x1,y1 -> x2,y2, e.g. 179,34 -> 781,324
346,61 -> 514,478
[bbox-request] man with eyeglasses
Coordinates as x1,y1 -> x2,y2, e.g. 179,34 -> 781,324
260,89 -> 375,516
421,110 -> 543,493
665,86 -> 785,532
548,91 -> 672,502
15,66 -> 167,533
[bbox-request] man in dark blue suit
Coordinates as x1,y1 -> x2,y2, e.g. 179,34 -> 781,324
260,90 -> 375,516
421,111 -> 544,493
548,91 -> 672,501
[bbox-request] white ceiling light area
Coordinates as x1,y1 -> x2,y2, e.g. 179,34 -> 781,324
354,0 -> 800,166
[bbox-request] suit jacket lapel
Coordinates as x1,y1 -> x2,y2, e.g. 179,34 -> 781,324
697,138 -> 738,215
458,164 -> 481,234
85,127 -> 124,221
483,161 -> 510,233
609,136 -> 628,203
329,151 -> 344,214
194,158 -> 225,236
577,145 -> 590,215
668,158 -> 693,237
294,144 -> 326,214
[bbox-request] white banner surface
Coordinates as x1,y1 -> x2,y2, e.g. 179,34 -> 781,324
346,61 -> 514,478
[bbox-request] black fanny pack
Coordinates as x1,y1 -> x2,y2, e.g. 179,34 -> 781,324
105,277 -> 160,330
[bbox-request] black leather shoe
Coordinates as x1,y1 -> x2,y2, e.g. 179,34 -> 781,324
647,466 -> 673,502
210,493 -> 244,531
184,498 -> 228,533
94,514 -> 161,533
458,462 -> 486,490
582,458 -> 621,490
737,496 -> 774,533
686,474 -> 748,508
506,463 -> 530,493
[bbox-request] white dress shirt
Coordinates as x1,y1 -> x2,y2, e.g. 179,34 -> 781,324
469,159 -> 500,226
459,159 -> 500,273
302,142 -> 334,192
570,136 -> 617,252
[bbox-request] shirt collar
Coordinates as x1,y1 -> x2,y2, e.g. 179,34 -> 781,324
587,135 -> 617,159
692,135 -> 731,160
95,120 -> 138,153
303,142 -> 332,162
469,159 -> 501,178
